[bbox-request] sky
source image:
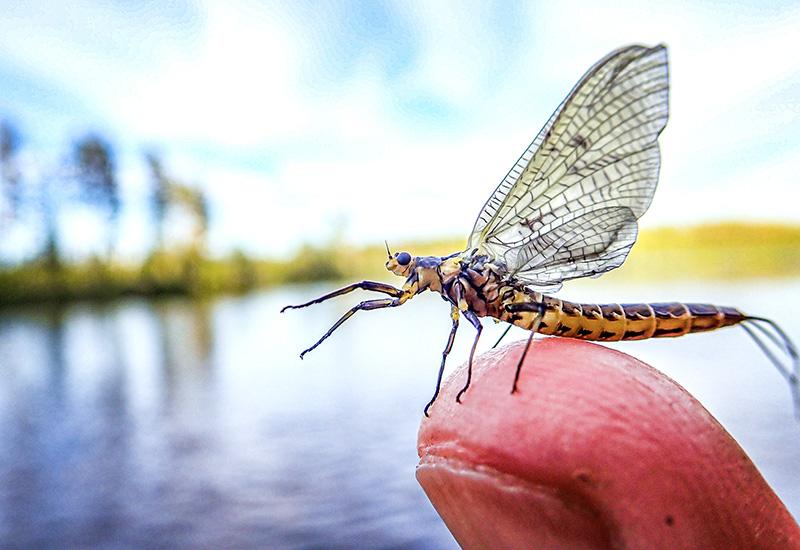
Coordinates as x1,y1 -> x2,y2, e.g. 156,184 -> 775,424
0,0 -> 799,259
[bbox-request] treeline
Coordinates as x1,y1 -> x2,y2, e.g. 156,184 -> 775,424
0,120 -> 208,268
1,218 -> 799,307
0,232 -> 466,307
0,117 -> 382,306
0,247 -> 329,306
0,119 -> 234,305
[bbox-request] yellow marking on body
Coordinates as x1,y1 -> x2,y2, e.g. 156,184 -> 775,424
671,303 -> 692,336
688,306 -> 724,332
622,303 -> 657,340
573,304 -> 604,340
450,306 -> 460,322
599,303 -> 627,341
649,303 -> 693,338
417,267 -> 442,293
540,297 -> 562,334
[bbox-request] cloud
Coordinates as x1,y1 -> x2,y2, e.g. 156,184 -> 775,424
1,0 -> 799,257
118,3 -> 312,146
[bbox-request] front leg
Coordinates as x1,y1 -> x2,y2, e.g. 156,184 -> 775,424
299,295 -> 409,358
281,281 -> 405,312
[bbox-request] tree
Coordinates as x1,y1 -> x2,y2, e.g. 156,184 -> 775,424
146,152 -> 169,251
144,152 -> 209,254
0,121 -> 21,221
74,135 -> 119,259
39,170 -> 63,271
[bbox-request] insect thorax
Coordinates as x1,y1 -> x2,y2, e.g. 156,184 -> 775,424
423,253 -> 524,320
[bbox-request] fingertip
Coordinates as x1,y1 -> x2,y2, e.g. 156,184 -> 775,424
417,338 -> 800,549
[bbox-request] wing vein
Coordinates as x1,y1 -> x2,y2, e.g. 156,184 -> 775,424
465,44 -> 669,287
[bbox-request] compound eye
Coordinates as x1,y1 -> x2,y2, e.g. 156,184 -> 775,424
396,252 -> 411,266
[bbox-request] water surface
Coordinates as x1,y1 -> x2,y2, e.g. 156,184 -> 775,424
1,279 -> 798,548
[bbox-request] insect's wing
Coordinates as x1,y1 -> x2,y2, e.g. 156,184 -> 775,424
466,44 -> 669,286
512,207 -> 638,283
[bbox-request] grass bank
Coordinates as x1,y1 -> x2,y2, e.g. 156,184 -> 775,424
1,222 -> 798,307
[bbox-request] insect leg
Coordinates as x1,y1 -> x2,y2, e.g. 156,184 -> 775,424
423,305 -> 460,417
456,310 -> 483,403
513,332 -> 536,393
298,296 -> 407,358
504,301 -> 546,393
281,281 -> 405,312
492,324 -> 513,349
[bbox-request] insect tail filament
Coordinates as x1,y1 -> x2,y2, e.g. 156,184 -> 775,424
740,317 -> 800,415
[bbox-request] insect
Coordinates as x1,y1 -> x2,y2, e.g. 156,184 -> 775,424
282,44 -> 799,416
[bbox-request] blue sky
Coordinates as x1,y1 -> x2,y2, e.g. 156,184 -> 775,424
1,0 -> 799,259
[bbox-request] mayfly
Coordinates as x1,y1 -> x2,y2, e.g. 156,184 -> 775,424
282,44 -> 799,415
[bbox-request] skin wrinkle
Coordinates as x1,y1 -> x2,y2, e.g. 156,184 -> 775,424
421,453 -> 614,531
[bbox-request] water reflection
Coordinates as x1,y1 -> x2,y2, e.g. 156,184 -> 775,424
0,295 -> 456,549
1,281 -> 799,548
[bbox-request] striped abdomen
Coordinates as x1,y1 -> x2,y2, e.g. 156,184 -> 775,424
507,294 -> 745,342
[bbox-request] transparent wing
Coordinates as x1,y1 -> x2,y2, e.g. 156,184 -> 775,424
513,207 -> 638,282
467,44 -> 669,286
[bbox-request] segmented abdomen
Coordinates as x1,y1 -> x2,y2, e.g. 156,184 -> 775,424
510,295 -> 745,342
